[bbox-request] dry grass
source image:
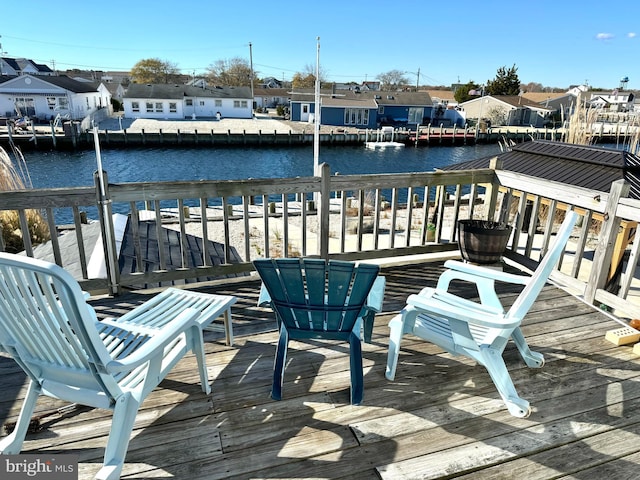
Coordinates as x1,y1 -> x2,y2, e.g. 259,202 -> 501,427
0,146 -> 50,253
562,96 -> 598,145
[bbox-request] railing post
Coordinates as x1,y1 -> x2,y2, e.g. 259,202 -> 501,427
486,156 -> 502,221
584,179 -> 629,304
94,171 -> 121,295
319,162 -> 331,259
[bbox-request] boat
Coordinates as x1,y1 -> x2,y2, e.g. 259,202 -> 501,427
365,126 -> 406,149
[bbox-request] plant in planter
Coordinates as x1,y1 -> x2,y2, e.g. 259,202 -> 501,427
457,219 -> 512,264
426,223 -> 436,242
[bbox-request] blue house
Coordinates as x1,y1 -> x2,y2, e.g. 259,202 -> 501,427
290,89 -> 433,129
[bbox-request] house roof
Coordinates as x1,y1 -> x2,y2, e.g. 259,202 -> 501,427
425,89 -> 456,102
492,95 -> 554,110
0,74 -> 99,93
124,83 -> 252,100
441,140 -> 640,199
253,87 -> 290,98
36,75 -> 99,93
2,58 -> 53,75
289,89 -> 432,107
521,92 -> 570,103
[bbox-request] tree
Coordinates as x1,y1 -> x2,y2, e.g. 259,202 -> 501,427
376,70 -> 409,90
291,63 -> 327,89
454,81 -> 482,103
206,57 -> 255,87
130,58 -> 180,84
521,81 -> 544,93
292,72 -> 316,88
485,65 -> 521,96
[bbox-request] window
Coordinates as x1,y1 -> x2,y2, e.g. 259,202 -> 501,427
408,107 -> 424,124
241,100 -> 248,108
146,102 -> 153,112
169,102 -> 177,113
215,99 -> 222,107
199,100 -> 205,106
58,97 -> 69,109
14,97 -> 35,116
155,102 -> 163,112
132,101 -> 140,112
233,100 -> 240,108
378,106 -> 384,114
185,99 -> 193,106
344,108 -> 369,125
46,97 -> 56,110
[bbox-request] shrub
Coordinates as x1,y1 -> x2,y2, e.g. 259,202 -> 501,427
0,146 -> 51,253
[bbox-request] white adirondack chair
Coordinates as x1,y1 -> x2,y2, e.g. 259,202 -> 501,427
386,211 -> 578,417
0,253 -> 235,479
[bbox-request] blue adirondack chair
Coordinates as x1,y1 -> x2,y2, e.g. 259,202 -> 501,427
254,258 -> 385,405
0,253 -> 236,480
386,211 -> 578,417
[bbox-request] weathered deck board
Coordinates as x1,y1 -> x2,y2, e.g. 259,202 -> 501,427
1,261 -> 638,479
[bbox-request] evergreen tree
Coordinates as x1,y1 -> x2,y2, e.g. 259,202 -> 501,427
486,65 -> 521,96
454,81 -> 481,103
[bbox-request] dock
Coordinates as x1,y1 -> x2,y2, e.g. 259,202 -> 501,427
1,261 -> 636,479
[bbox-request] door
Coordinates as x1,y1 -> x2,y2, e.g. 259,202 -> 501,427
300,103 -> 310,122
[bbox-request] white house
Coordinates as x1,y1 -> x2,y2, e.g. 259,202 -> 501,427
0,74 -> 111,121
122,84 -> 253,119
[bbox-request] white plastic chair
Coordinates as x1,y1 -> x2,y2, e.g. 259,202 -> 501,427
0,253 -> 235,479
386,211 -> 578,417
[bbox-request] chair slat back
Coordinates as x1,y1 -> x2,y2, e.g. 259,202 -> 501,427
254,258 -> 379,333
0,253 -> 114,392
506,211 -> 578,322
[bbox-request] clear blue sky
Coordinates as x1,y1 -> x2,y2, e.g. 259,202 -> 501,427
2,0 -> 639,90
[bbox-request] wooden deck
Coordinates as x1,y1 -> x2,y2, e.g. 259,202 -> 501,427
2,261 -> 639,479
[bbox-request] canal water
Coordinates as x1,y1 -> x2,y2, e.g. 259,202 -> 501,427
20,144 -> 504,224
24,144 -> 503,188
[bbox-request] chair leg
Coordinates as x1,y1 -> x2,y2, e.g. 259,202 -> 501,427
0,380 -> 40,454
191,327 -> 211,395
511,327 -> 545,368
271,325 -> 289,401
480,348 -> 531,418
349,332 -> 364,405
97,393 -> 140,480
385,312 -> 407,381
362,311 -> 375,343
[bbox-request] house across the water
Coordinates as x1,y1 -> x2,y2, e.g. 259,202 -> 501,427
289,89 -> 464,129
122,84 -> 253,120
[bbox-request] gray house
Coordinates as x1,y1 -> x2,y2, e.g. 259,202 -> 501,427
460,95 -> 554,127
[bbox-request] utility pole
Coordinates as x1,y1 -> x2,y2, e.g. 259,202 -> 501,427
416,67 -> 420,91
249,42 -> 255,114
0,37 -> 7,76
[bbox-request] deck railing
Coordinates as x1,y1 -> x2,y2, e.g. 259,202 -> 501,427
1,162 -> 638,317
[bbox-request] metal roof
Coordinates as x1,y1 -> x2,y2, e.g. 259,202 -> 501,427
442,140 -> 640,199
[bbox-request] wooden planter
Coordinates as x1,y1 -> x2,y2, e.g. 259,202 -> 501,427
458,220 -> 512,264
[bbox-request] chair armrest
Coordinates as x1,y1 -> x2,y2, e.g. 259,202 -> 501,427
407,288 -> 519,330
103,307 -> 201,372
365,276 -> 386,313
443,260 -> 530,285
